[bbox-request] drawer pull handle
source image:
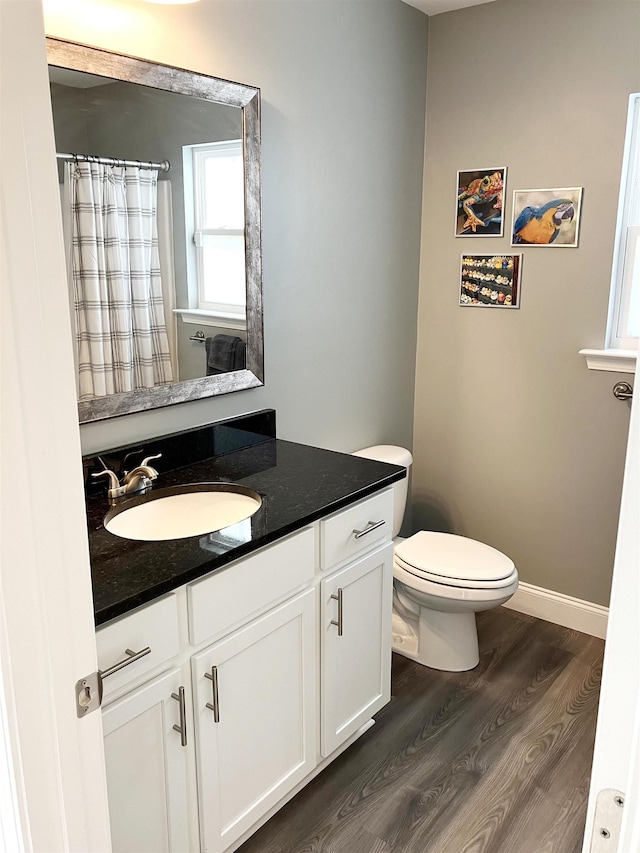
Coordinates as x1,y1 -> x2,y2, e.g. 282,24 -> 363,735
171,686 -> 188,747
205,667 -> 220,722
330,588 -> 344,636
352,519 -> 385,540
100,646 -> 151,680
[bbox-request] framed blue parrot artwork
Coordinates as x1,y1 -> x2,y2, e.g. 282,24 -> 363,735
460,254 -> 522,308
456,167 -> 506,236
511,187 -> 583,247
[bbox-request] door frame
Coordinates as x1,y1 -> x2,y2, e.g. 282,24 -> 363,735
0,1 -> 111,849
582,365 -> 640,851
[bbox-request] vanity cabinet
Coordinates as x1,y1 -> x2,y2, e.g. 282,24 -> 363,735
319,487 -> 394,757
102,668 -> 190,853
96,594 -> 190,852
96,487 -> 394,853
321,545 -> 393,757
192,589 -> 316,853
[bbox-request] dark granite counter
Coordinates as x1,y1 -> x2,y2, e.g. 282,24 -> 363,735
85,412 -> 405,627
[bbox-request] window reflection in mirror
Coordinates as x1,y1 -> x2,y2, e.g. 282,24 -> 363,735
184,140 -> 247,326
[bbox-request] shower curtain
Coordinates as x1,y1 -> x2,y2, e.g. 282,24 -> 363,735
66,161 -> 174,400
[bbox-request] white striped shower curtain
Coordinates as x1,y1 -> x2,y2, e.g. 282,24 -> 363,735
66,161 -> 174,400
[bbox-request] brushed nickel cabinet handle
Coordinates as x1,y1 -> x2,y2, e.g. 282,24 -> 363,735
100,647 -> 151,680
352,519 -> 385,540
205,667 -> 220,722
330,588 -> 344,636
171,686 -> 187,747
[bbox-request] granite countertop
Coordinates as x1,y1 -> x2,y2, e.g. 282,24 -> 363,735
87,434 -> 404,627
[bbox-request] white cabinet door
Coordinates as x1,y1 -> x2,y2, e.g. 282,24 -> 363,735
321,543 -> 393,757
192,588 -> 317,853
102,669 -> 191,853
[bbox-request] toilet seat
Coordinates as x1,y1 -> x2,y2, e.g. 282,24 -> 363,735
393,559 -> 520,607
394,555 -> 518,590
395,531 -> 517,591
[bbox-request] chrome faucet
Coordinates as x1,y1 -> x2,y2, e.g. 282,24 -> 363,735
93,454 -> 162,501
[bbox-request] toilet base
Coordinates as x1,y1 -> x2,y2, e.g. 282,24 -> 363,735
391,603 -> 480,672
417,607 -> 479,671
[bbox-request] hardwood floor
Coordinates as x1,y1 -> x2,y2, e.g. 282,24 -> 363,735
237,607 -> 603,853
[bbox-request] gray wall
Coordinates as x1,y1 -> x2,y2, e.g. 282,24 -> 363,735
413,0 -> 638,606
51,0 -> 428,456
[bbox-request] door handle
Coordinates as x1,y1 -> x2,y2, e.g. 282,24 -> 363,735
352,519 -> 385,540
330,588 -> 344,636
100,646 -> 151,680
205,666 -> 220,722
171,686 -> 187,746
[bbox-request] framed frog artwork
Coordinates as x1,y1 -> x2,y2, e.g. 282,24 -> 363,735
456,167 -> 507,237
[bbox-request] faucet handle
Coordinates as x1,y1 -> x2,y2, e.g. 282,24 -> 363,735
92,469 -> 121,490
140,453 -> 162,468
140,453 -> 161,479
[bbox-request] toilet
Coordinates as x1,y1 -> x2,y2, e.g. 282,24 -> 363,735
353,446 -> 519,672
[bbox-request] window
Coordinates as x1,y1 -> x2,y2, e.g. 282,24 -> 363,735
183,140 -> 246,325
581,94 -> 639,372
607,94 -> 640,351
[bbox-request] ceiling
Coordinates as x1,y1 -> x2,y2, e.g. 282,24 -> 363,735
400,0 -> 496,15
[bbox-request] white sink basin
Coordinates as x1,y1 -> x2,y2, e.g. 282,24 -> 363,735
104,484 -> 262,542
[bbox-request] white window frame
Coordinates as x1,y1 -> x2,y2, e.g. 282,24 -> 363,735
581,93 -> 639,374
608,94 -> 640,350
181,140 -> 246,330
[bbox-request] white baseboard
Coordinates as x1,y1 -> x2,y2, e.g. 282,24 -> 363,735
503,581 -> 609,640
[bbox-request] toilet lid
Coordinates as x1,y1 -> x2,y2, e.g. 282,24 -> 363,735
395,532 -> 516,588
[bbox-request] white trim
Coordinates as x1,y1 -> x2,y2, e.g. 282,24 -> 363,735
619,688 -> 640,850
606,94 -> 640,351
583,335 -> 640,849
1,4 -> 112,847
183,139 -> 246,319
174,308 -> 246,331
0,615 -> 26,853
579,348 -> 637,374
502,581 -> 608,639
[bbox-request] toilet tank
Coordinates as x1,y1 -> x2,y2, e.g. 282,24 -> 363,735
352,445 -> 412,538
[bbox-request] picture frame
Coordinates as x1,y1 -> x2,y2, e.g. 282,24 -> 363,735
460,254 -> 522,308
511,187 -> 583,247
455,167 -> 507,237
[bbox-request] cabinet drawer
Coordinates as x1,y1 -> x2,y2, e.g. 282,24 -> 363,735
320,489 -> 393,571
188,527 -> 316,647
96,594 -> 179,704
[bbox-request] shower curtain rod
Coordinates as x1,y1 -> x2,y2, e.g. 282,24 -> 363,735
57,152 -> 170,172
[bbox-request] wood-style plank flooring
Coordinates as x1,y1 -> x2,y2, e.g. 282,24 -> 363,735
238,607 -> 603,853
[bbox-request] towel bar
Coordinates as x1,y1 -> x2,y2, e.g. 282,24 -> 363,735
613,381 -> 633,401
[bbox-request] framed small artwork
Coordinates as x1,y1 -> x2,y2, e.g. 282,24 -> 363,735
456,167 -> 506,237
511,187 -> 583,247
460,254 -> 522,308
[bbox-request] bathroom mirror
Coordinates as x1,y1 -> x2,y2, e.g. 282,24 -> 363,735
46,38 -> 263,423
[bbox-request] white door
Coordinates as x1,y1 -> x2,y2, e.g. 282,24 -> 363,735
321,544 -> 393,757
583,377 -> 640,852
102,669 -> 191,853
0,2 -> 111,849
192,589 -> 317,853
